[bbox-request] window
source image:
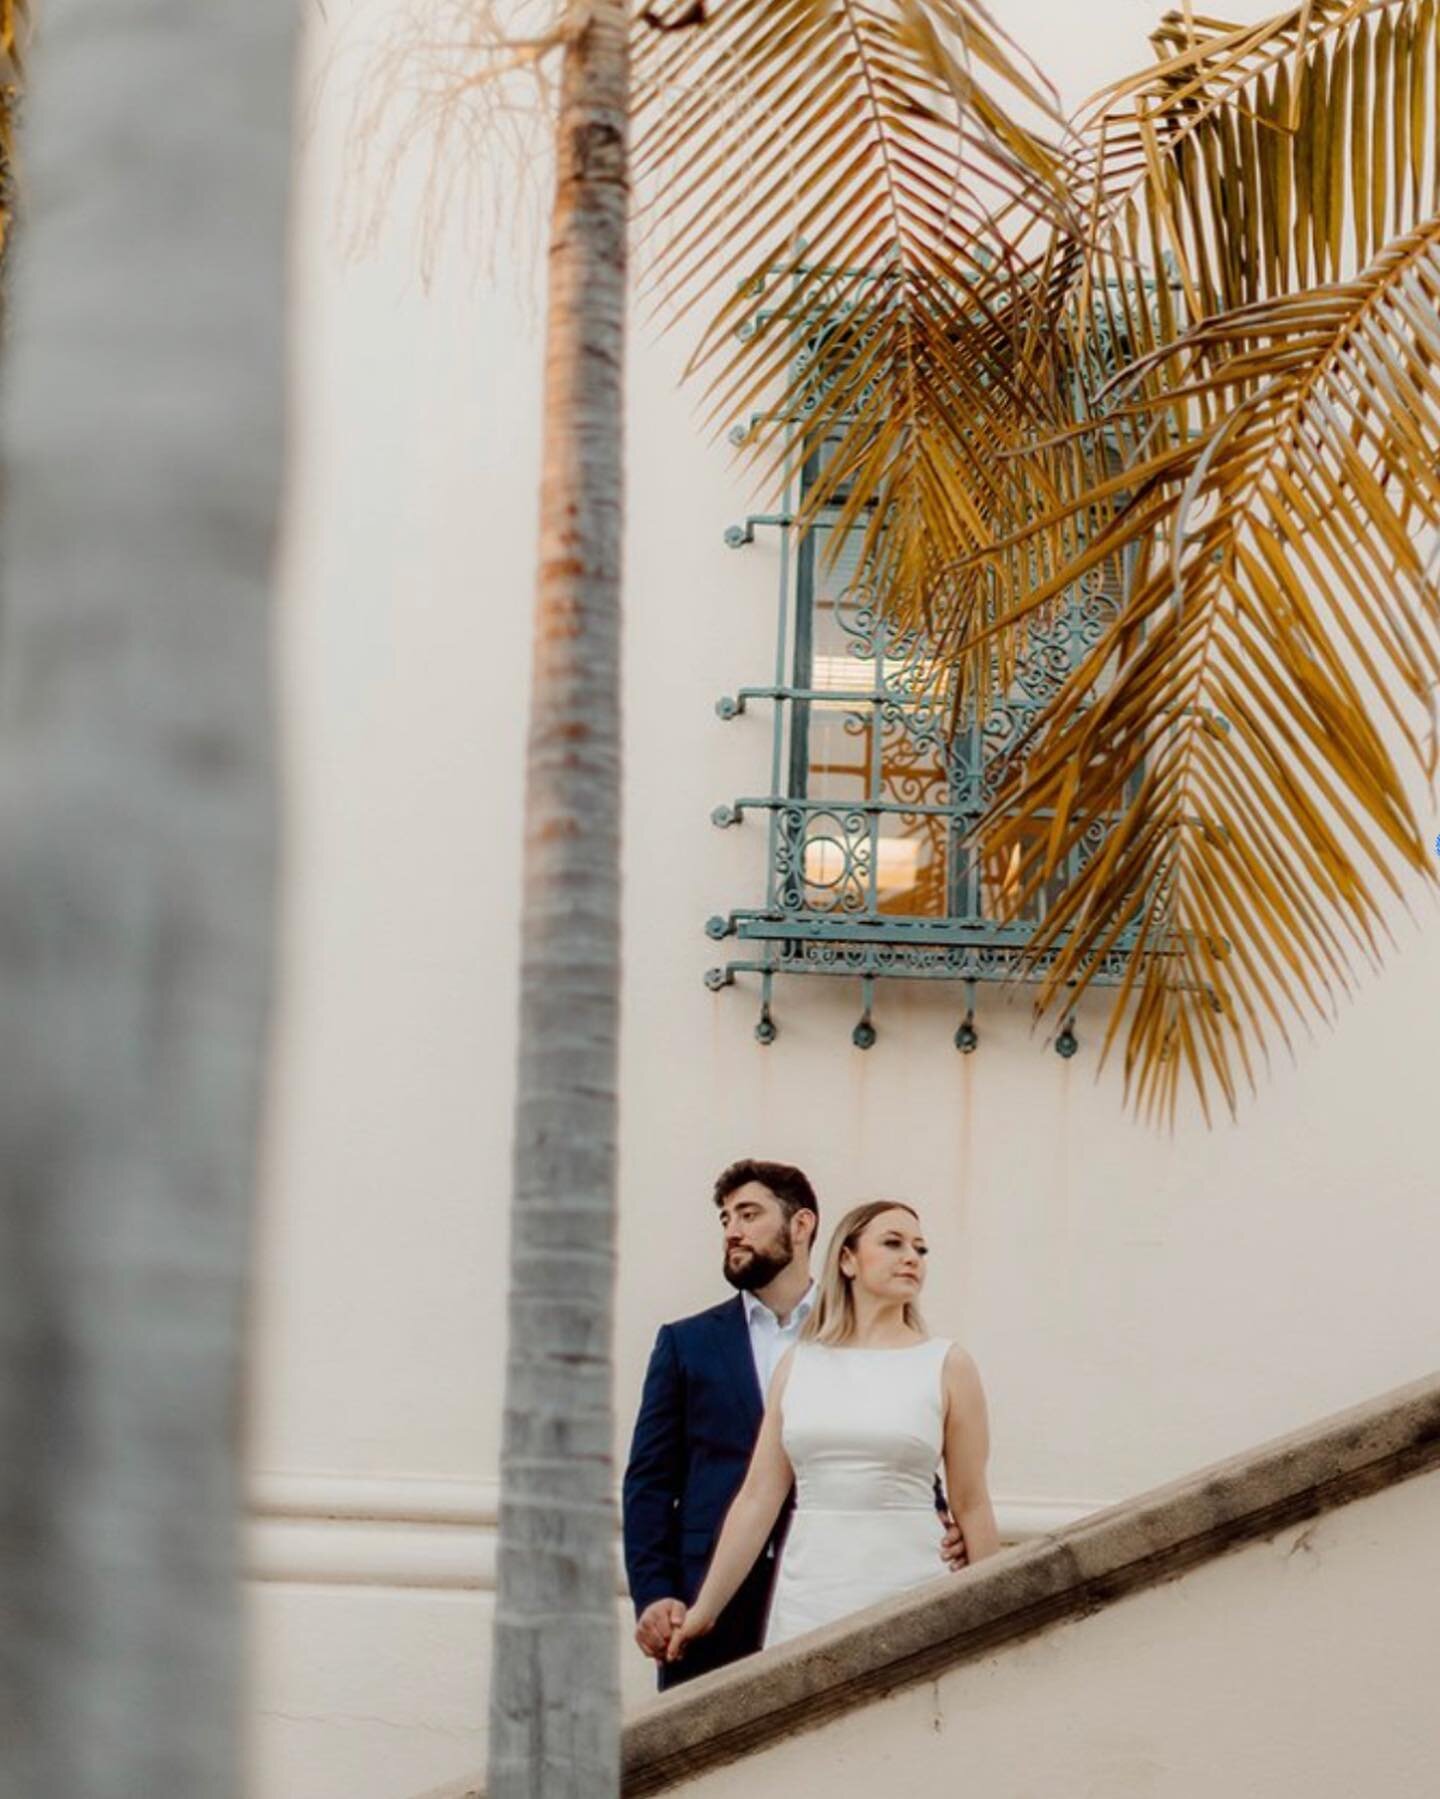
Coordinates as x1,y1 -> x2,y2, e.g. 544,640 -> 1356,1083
706,438 -> 1138,1049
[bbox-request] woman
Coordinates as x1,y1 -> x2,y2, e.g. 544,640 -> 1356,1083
667,1200 -> 1000,1661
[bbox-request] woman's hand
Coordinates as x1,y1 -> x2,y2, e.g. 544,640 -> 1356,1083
635,1597 -> 687,1661
664,1603 -> 716,1663
939,1512 -> 968,1571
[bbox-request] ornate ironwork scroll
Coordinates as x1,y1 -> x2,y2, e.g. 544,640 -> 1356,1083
705,284 -> 1147,1050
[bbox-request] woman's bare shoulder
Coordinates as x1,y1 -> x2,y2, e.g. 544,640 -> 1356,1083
941,1342 -> 984,1389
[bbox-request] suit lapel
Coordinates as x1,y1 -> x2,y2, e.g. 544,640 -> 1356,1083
714,1295 -> 764,1433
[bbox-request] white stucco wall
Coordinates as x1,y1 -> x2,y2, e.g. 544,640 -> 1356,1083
674,1468 -> 1440,1799
246,2 -> 1440,1794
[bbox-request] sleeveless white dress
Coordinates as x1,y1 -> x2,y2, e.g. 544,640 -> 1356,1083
764,1336 -> 953,1647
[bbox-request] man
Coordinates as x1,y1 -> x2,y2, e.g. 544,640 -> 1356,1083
622,1159 -> 964,1689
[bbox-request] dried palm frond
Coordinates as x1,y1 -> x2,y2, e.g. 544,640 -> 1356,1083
635,0 -> 1089,685
0,0 -> 31,263
974,218 -> 1440,1124
1082,0 -> 1440,320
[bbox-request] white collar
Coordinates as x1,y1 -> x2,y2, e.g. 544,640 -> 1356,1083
742,1279 -> 816,1331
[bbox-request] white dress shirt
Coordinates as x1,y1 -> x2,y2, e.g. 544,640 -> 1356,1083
742,1280 -> 817,1400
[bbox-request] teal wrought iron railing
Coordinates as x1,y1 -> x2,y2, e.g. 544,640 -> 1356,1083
704,277 -> 1148,1052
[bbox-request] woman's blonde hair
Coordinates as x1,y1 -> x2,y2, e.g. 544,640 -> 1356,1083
802,1201 -> 927,1346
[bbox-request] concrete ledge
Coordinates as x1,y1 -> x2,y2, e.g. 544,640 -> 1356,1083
245,1476 -> 1096,1593
418,1370 -> 1440,1799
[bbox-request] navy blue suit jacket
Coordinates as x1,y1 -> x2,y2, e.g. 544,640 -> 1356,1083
622,1295 -> 789,1680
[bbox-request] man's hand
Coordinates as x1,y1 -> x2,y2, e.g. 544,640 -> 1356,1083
939,1513 -> 968,1572
635,1597 -> 687,1661
665,1602 -> 716,1663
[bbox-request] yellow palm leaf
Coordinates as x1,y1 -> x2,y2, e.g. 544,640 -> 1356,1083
635,0 -> 1087,688
1081,0 -> 1440,318
974,218 -> 1440,1122
0,0 -> 29,262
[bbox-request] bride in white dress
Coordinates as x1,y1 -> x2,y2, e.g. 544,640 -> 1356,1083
667,1200 -> 1001,1662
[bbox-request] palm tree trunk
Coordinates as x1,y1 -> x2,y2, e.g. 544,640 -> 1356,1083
487,4 -> 629,1795
0,3 -> 294,1792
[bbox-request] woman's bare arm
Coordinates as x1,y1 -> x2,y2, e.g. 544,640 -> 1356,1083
941,1345 -> 1001,1564
666,1352 -> 796,1658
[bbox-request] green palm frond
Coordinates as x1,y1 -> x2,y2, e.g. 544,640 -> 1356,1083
634,0 -> 1088,676
975,217 -> 1440,1123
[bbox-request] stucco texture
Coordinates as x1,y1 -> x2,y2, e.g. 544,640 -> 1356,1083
672,1469 -> 1440,1799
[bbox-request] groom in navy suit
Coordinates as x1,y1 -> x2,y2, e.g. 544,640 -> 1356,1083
623,1159 -> 965,1689
622,1159 -> 822,1688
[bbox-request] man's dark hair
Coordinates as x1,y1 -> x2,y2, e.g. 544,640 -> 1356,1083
712,1158 -> 819,1226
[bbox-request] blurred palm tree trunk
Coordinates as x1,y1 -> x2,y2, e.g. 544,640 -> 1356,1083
487,3 -> 629,1795
0,2 -> 294,1792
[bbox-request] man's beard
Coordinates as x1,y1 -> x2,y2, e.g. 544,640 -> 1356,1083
722,1222 -> 794,1293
